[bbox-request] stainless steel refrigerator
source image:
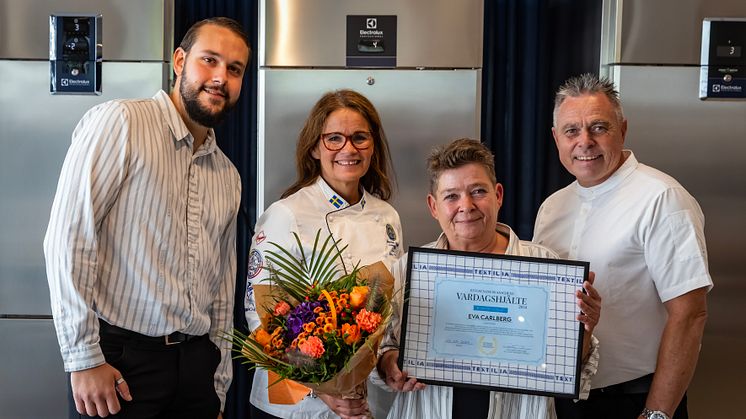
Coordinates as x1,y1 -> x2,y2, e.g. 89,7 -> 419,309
0,0 -> 172,416
257,0 -> 484,248
600,0 -> 746,417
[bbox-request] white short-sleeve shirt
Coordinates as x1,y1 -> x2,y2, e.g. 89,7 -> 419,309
533,151 -> 713,388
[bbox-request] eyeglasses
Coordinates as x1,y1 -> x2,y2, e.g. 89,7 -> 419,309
320,131 -> 374,151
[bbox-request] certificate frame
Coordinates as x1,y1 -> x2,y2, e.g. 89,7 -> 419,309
398,246 -> 589,399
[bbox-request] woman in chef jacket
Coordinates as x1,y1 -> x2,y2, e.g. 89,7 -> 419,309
245,89 -> 403,419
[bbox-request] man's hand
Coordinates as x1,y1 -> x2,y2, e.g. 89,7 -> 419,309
577,271 -> 601,333
317,393 -> 369,419
378,350 -> 426,392
71,363 -> 132,417
577,271 -> 602,361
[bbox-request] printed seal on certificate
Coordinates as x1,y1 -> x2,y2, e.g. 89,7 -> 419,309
398,246 -> 589,398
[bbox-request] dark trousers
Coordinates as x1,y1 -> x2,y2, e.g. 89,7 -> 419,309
249,403 -> 282,419
555,374 -> 689,419
452,386 -> 491,418
68,322 -> 221,419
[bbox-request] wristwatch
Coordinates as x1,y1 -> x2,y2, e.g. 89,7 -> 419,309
641,408 -> 670,419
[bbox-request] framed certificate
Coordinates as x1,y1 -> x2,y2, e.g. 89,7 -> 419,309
399,246 -> 589,398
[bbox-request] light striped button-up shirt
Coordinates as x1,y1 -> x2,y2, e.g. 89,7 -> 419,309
44,90 -> 240,406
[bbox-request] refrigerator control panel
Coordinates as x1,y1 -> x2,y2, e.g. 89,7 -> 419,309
49,14 -> 102,95
700,18 -> 746,100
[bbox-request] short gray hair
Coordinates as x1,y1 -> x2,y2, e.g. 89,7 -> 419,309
553,73 -> 624,126
427,138 -> 496,194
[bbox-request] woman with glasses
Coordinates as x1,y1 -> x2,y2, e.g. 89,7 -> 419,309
245,89 -> 403,419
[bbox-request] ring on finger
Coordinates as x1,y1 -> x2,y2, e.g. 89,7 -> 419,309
115,377 -> 125,386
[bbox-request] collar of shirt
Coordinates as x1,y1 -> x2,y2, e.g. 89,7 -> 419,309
573,149 -> 638,200
434,222 -> 516,253
315,176 -> 368,211
153,90 -> 217,156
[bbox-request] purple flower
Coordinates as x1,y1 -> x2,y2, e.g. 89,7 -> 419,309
286,315 -> 304,340
285,300 -> 328,341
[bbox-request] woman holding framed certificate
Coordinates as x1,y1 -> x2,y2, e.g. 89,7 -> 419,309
376,138 -> 602,419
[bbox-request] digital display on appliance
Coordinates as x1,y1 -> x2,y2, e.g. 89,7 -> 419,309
716,45 -> 742,58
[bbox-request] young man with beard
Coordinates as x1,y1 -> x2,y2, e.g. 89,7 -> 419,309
44,17 -> 250,418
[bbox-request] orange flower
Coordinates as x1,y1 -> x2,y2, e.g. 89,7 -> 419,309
273,300 -> 291,316
303,322 -> 315,333
271,327 -> 284,338
323,323 -> 335,334
355,308 -> 382,333
298,336 -> 325,359
254,329 -> 272,347
271,337 -> 284,349
341,323 -> 361,345
349,286 -> 369,309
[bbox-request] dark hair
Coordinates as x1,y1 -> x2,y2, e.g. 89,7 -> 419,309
282,89 -> 395,201
427,138 -> 496,194
553,73 -> 624,126
179,17 -> 251,52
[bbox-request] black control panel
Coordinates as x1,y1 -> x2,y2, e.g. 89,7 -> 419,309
50,14 -> 102,95
700,18 -> 746,100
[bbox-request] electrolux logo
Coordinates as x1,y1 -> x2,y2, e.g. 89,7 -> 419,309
60,78 -> 91,87
713,84 -> 743,93
366,18 -> 377,29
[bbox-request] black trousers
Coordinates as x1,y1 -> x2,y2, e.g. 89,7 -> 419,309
555,374 -> 689,419
68,322 -> 221,419
452,386 -> 491,418
249,403 -> 282,419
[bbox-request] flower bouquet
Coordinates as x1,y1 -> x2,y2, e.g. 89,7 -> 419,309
230,230 -> 395,407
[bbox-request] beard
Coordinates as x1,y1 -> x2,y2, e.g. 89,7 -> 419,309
179,67 -> 235,128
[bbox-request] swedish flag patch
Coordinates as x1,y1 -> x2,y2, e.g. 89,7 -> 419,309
329,195 -> 344,208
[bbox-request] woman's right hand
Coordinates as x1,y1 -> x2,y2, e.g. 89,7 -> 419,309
317,393 -> 369,419
378,350 -> 426,392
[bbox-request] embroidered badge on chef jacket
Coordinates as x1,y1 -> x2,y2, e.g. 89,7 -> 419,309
386,224 -> 400,256
255,230 -> 266,245
245,282 -> 256,312
248,249 -> 263,278
329,195 -> 344,208
386,224 -> 397,241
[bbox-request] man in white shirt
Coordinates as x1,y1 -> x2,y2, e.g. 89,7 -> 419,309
533,74 -> 712,419
44,17 -> 250,418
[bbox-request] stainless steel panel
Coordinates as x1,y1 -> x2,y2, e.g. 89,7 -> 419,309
0,0 -> 171,61
606,0 -> 746,65
260,69 -> 480,247
0,319 -> 67,418
0,61 -> 168,315
263,0 -> 483,68
615,65 -> 746,417
618,65 -> 744,300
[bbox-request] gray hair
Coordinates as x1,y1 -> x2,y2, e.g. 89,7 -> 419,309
553,73 -> 624,126
427,138 -> 496,194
